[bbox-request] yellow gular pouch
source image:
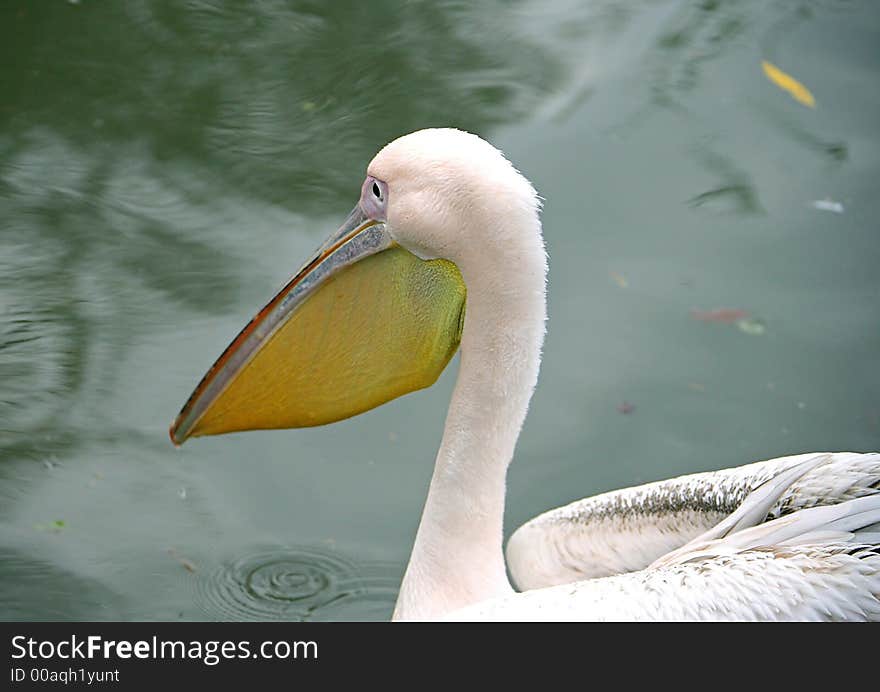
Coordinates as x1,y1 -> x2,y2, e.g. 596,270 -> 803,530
187,246 -> 466,437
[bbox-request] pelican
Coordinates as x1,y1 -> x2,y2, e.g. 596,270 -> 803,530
170,128 -> 880,621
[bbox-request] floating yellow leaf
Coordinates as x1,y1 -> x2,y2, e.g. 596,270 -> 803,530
762,61 -> 815,108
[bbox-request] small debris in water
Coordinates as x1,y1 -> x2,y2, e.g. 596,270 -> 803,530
609,271 -> 628,288
736,318 -> 766,335
35,520 -> 66,533
617,401 -> 636,415
691,308 -> 765,334
178,486 -> 187,500
388,431 -> 399,443
688,382 -> 706,392
167,549 -> 197,573
690,308 -> 749,324
761,60 -> 815,108
811,199 -> 844,214
797,401 -> 806,410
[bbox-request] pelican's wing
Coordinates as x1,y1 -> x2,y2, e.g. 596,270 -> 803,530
451,493 -> 880,621
507,452 -> 880,590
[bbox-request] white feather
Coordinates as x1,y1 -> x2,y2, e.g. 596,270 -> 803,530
508,451 -> 880,588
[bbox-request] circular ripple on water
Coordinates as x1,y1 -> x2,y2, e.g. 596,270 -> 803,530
318,560 -> 400,622
195,546 -> 400,621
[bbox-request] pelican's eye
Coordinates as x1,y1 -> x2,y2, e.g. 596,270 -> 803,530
361,176 -> 388,220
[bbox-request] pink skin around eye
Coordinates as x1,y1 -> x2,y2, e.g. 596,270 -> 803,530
360,176 -> 388,221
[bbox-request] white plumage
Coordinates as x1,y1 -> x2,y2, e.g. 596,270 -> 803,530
452,538 -> 880,621
365,129 -> 880,621
507,451 -> 880,590
465,452 -> 880,621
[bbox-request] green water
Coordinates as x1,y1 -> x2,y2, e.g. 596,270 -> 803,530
1,0 -> 877,620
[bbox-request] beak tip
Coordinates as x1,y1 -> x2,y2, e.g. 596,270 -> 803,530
169,420 -> 186,448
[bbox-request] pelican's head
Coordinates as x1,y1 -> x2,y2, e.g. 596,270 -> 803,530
170,128 -> 543,445
366,129 -> 541,267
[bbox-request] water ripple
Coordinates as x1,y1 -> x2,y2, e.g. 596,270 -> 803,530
0,240 -> 76,455
195,546 -> 399,621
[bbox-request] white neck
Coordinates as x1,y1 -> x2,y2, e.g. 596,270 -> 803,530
392,217 -> 547,621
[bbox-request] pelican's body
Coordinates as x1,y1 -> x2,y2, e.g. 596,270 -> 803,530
461,452 -> 880,621
507,451 -> 880,589
171,128 -> 880,621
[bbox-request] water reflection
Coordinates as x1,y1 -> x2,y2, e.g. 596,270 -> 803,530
0,548 -> 126,621
0,194 -> 81,460
628,1 -> 850,215
686,143 -> 764,215
649,0 -> 748,107
3,1 -> 562,210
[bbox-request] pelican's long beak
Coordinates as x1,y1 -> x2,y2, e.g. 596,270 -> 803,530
169,204 -> 465,446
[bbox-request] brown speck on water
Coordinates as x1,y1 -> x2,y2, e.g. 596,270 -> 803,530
167,548 -> 198,573
690,308 -> 749,323
617,401 -> 635,415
